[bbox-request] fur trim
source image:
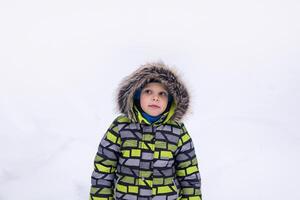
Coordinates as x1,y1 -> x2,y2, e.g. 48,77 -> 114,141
116,61 -> 190,122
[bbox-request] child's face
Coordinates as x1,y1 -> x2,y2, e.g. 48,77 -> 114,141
140,82 -> 169,117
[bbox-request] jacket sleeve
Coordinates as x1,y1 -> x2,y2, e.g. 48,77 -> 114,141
175,123 -> 202,200
89,117 -> 121,200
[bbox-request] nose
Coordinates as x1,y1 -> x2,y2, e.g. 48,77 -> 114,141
152,95 -> 159,101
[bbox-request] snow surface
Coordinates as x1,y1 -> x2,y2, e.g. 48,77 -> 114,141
0,0 -> 299,199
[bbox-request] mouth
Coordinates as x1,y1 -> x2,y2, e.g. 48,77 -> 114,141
148,104 -> 160,109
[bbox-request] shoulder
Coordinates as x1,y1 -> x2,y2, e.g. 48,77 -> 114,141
112,115 -> 132,124
175,121 -> 192,141
164,118 -> 183,128
110,115 -> 135,131
167,120 -> 187,131
105,115 -> 131,131
164,120 -> 190,139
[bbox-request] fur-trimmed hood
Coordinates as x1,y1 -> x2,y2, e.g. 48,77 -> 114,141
116,62 -> 190,122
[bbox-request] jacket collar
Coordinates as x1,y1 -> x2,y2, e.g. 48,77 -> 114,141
132,101 -> 176,126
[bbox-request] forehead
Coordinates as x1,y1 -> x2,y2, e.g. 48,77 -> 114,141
142,82 -> 168,91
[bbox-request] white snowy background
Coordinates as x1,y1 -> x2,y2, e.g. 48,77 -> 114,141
0,0 -> 299,199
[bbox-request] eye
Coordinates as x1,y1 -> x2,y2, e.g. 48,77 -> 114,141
143,89 -> 152,94
160,91 -> 168,96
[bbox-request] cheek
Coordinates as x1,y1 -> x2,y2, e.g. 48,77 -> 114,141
140,95 -> 148,106
161,99 -> 168,109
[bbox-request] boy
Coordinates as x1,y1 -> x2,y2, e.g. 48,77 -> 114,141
89,62 -> 202,200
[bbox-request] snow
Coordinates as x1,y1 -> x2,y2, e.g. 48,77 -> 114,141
0,0 -> 299,199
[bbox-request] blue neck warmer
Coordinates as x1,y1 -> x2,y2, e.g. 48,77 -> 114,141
141,111 -> 162,124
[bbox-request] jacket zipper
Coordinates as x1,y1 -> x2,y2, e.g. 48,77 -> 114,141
114,176 -> 121,199
173,179 -> 179,199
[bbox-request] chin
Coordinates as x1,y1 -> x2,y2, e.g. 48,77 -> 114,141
149,112 -> 162,116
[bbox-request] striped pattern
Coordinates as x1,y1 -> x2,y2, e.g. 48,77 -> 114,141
90,115 -> 202,200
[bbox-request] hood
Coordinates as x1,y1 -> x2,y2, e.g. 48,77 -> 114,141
116,61 -> 190,122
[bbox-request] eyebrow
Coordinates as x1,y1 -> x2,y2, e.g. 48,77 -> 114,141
143,87 -> 168,93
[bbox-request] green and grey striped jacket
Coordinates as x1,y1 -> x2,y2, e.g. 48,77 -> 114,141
90,62 -> 202,200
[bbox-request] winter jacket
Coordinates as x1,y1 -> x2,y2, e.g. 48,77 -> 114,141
90,62 -> 202,200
